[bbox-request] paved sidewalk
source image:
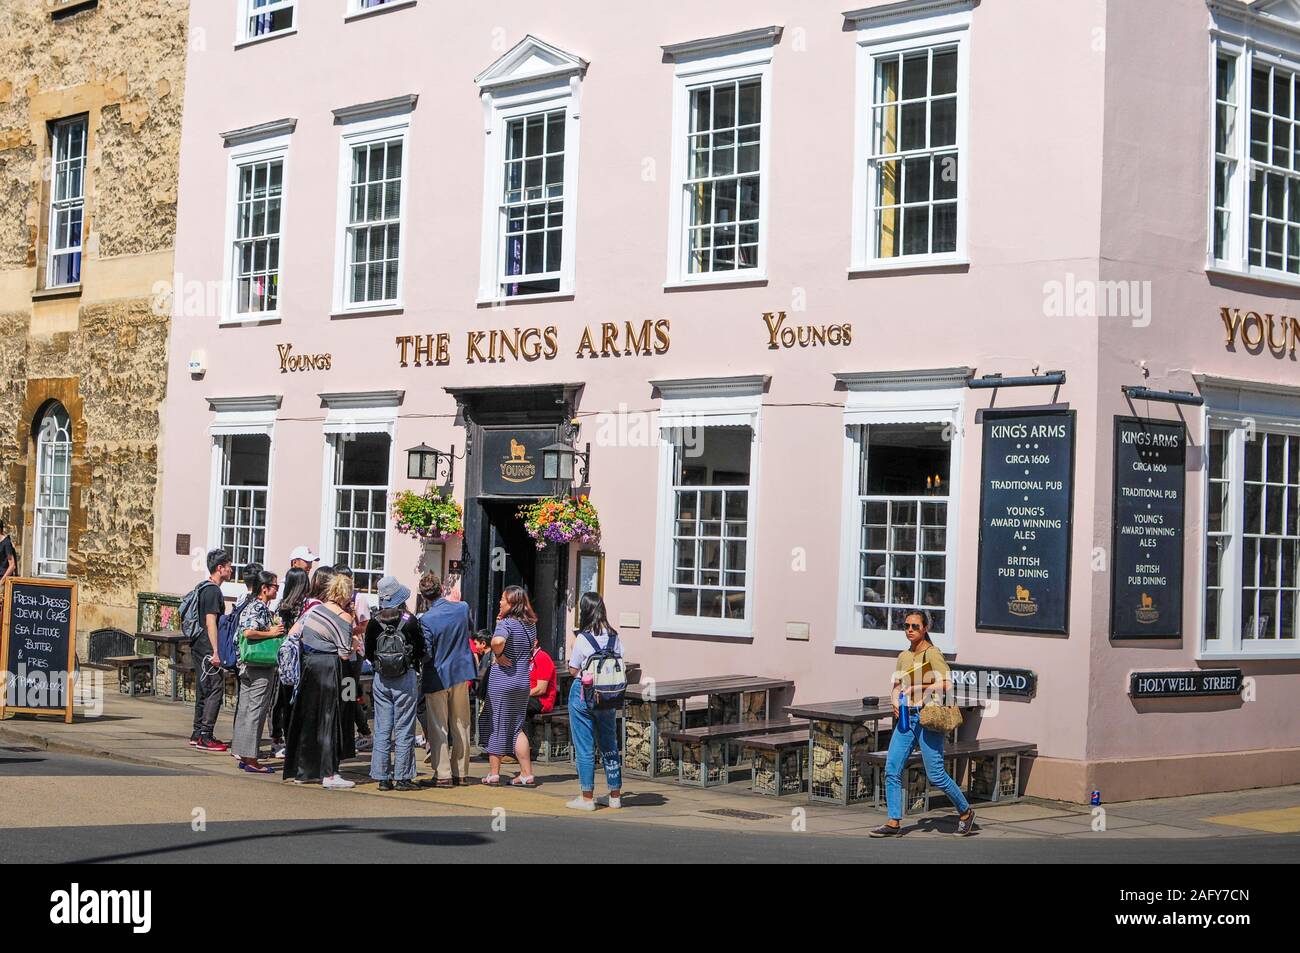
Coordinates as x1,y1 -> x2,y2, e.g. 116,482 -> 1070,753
2,693 -> 1298,840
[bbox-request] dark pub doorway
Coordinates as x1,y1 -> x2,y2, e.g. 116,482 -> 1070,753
447,384 -> 582,663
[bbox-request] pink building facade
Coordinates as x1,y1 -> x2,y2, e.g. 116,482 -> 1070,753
159,0 -> 1300,803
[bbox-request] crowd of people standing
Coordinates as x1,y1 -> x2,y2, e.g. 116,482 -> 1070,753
182,545 -> 625,809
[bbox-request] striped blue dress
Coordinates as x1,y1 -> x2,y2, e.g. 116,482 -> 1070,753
485,616 -> 534,756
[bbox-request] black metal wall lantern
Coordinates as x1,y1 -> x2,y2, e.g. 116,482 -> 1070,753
540,441 -> 591,492
406,442 -> 456,488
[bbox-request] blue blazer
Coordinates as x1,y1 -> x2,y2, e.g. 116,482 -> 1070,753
419,599 -> 475,694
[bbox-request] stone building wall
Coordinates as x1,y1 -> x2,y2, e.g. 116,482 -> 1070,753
0,0 -> 189,645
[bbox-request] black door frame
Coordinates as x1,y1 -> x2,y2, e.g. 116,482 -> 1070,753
447,383 -> 583,662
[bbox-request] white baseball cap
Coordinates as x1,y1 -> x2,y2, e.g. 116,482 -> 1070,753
288,546 -> 319,564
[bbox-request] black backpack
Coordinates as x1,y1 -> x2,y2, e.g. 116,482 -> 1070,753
375,614 -> 411,679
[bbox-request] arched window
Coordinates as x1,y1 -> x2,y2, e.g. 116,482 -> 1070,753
34,402 -> 72,577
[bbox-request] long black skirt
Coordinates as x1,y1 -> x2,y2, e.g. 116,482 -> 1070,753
282,652 -> 343,782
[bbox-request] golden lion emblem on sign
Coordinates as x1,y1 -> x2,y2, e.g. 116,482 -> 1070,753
510,439 -> 527,461
1015,585 -> 1030,602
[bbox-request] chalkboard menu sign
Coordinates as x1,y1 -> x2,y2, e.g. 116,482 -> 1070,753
479,427 -> 556,496
976,410 -> 1076,634
0,577 -> 78,723
1110,417 -> 1186,639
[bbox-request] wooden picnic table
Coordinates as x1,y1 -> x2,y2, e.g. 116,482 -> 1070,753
621,675 -> 795,779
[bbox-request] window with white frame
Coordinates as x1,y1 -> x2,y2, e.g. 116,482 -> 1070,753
232,157 -> 283,315
666,426 -> 753,622
853,424 -> 952,634
47,117 -> 86,289
849,4 -> 970,270
34,403 -> 72,578
869,46 -> 958,258
835,378 -> 964,651
242,0 -> 294,41
1204,420 -> 1300,649
652,377 -> 763,636
329,431 -> 390,593
338,128 -> 406,309
664,33 -> 775,284
475,36 -> 584,302
684,78 -> 763,275
216,434 -> 270,577
349,0 -> 404,13
497,109 -> 567,296
1207,4 -> 1300,282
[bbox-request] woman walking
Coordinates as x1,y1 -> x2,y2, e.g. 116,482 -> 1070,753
565,592 -> 623,811
282,571 -> 356,789
482,586 -> 536,787
365,575 -> 425,791
870,610 -> 975,837
270,566 -> 309,757
232,571 -> 285,773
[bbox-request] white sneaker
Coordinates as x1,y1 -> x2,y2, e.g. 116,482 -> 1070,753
322,774 -> 356,790
415,734 -> 427,747
596,794 -> 622,809
273,746 -> 286,759
565,796 -> 596,812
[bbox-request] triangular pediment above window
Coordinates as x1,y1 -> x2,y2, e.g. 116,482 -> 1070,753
474,35 -> 588,92
1254,0 -> 1300,25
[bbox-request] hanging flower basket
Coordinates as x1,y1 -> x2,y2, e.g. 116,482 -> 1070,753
518,495 -> 601,550
392,488 -> 464,541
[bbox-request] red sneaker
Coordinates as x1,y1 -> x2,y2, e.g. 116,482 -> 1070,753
195,737 -> 229,752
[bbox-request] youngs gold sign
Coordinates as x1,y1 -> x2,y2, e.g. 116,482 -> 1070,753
1220,307 -> 1300,356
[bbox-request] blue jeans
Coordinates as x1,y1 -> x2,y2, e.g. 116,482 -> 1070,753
569,681 -> 622,793
370,668 -> 418,781
884,710 -> 970,820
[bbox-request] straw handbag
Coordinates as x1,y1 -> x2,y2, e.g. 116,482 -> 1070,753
916,647 -> 963,732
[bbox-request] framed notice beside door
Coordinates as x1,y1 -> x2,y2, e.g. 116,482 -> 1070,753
574,550 -> 604,625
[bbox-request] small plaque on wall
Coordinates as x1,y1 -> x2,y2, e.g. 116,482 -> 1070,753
618,560 -> 642,586
175,534 -> 191,556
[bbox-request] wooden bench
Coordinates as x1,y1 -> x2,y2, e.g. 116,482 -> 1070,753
861,738 -> 1037,813
529,708 -> 572,763
664,718 -> 809,787
738,729 -> 811,796
104,655 -> 156,697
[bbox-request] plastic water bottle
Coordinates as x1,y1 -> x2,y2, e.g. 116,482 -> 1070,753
898,692 -> 910,731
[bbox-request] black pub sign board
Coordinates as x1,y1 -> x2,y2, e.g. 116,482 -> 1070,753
1129,669 -> 1243,698
976,409 -> 1076,634
1110,417 -> 1186,639
479,428 -> 555,496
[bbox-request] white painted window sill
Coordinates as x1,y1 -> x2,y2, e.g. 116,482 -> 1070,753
835,637 -> 957,654
220,314 -> 282,327
651,621 -> 753,639
848,256 -> 969,276
663,273 -> 767,290
1206,262 -> 1300,293
234,28 -> 297,50
345,0 -> 417,22
1197,649 -> 1300,661
476,291 -> 574,306
329,305 -> 404,319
